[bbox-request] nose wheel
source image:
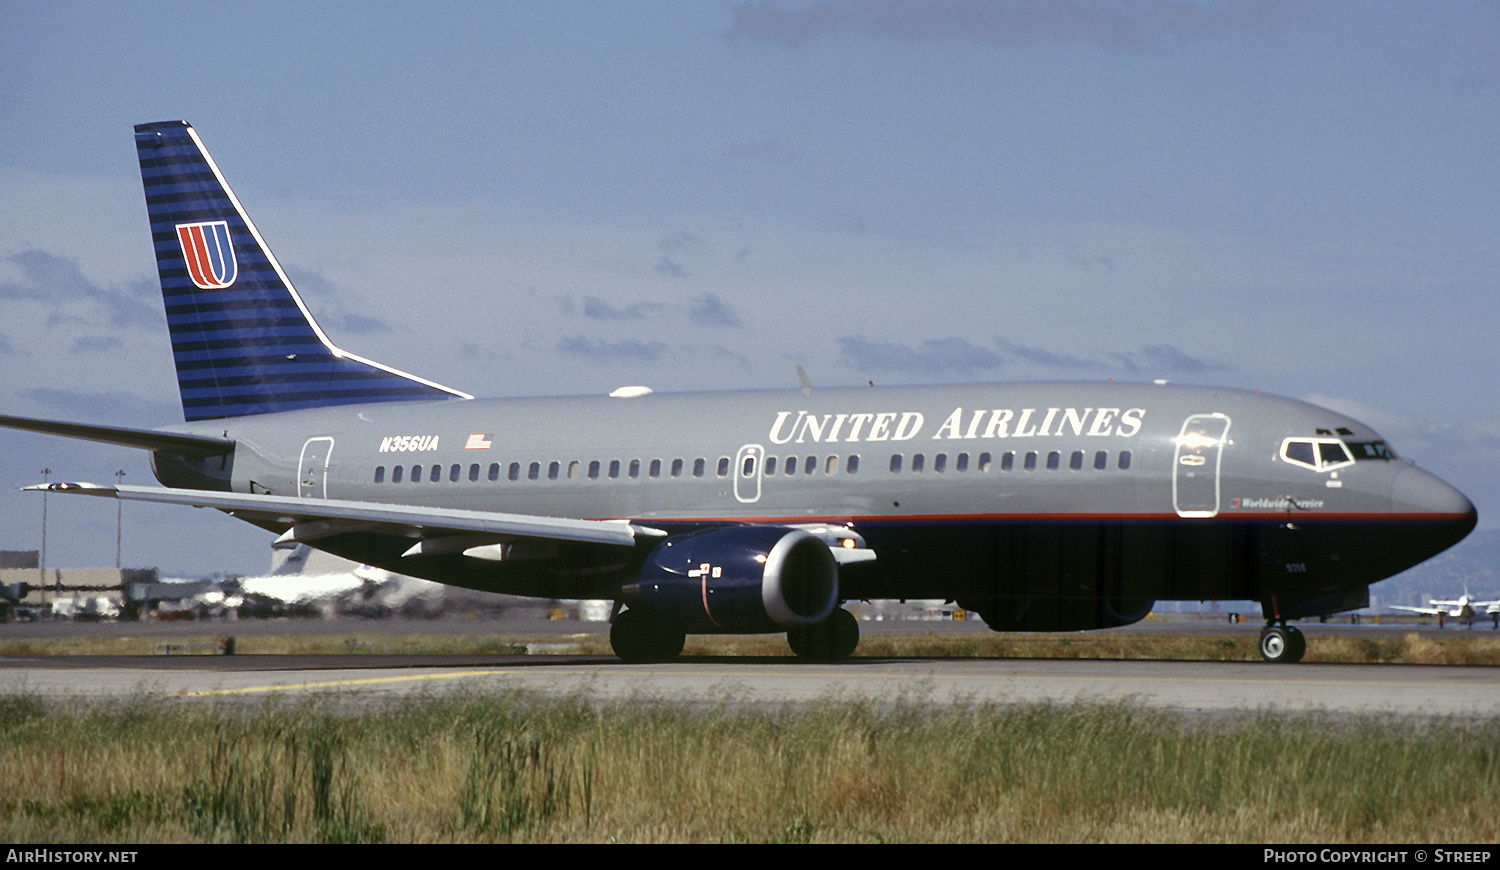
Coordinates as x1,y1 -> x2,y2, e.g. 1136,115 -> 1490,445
1258,623 -> 1306,663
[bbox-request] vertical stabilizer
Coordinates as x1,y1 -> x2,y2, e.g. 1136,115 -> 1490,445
135,121 -> 471,421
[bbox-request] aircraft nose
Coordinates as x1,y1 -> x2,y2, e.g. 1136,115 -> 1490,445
1392,465 -> 1476,525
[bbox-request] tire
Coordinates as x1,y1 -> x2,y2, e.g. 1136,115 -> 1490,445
788,608 -> 859,661
610,609 -> 684,663
1259,625 -> 1306,663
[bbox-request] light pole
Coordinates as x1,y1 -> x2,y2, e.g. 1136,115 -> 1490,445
39,467 -> 50,596
115,469 -> 126,570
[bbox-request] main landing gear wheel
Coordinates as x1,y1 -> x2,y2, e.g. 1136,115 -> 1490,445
787,608 -> 860,661
610,609 -> 685,663
1258,625 -> 1306,663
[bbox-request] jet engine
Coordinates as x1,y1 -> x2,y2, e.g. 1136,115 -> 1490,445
623,526 -> 839,634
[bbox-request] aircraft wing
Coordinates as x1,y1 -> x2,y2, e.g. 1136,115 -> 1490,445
24,482 -> 663,552
1390,605 -> 1442,615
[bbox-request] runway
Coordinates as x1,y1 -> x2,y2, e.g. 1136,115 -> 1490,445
4,653 -> 1498,718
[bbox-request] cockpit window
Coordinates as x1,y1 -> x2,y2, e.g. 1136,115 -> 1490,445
1345,440 -> 1397,460
1280,438 -> 1355,472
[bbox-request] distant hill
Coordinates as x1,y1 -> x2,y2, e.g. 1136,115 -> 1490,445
1374,527 -> 1500,611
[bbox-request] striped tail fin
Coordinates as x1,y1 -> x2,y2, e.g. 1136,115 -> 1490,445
134,121 -> 471,422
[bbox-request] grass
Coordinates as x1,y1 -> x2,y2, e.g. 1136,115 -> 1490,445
0,688 -> 1496,843
4,627 -> 1500,664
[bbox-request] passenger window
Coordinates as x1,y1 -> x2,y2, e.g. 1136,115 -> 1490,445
693,458 -> 705,477
1119,450 -> 1131,470
806,456 -> 817,475
766,457 -> 778,476
1046,452 -> 1060,470
431,464 -> 441,482
411,465 -> 423,483
588,460 -> 600,479
1069,451 -> 1083,471
509,462 -> 521,481
1024,452 -> 1037,471
826,455 -> 838,475
1094,451 -> 1107,470
609,460 -> 621,479
846,455 -> 859,474
671,458 -> 683,477
392,466 -> 404,483
489,463 -> 500,482
783,456 -> 795,476
912,454 -> 925,473
718,457 -> 730,477
568,461 -> 580,480
630,459 -> 641,479
528,462 -> 540,481
469,463 -> 480,482
956,453 -> 969,472
548,461 -> 560,480
741,456 -> 755,477
933,454 -> 947,473
450,464 -> 461,482
373,466 -> 385,484
649,459 -> 661,478
979,452 -> 993,472
890,454 -> 903,473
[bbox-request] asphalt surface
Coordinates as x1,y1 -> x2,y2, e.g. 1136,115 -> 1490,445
2,615 -> 1497,718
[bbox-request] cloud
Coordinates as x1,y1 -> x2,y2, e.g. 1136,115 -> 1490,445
994,336 -> 1104,370
558,295 -> 665,321
68,335 -> 123,354
1110,344 -> 1233,376
727,0 -> 1294,49
995,334 -> 1232,376
838,335 -> 1003,377
556,336 -> 669,362
654,257 -> 688,278
2,250 -> 161,330
321,312 -> 389,335
658,231 -> 701,254
17,387 -> 178,425
688,293 -> 743,328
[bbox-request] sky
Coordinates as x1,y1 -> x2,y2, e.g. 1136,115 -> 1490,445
1,0 -> 1498,578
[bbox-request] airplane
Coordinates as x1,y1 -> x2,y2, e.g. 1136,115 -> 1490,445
1392,587 -> 1500,629
0,120 -> 1478,664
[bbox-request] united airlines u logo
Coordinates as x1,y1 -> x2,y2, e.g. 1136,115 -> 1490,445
175,221 -> 237,289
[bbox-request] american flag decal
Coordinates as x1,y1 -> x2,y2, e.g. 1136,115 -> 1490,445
176,221 -> 237,289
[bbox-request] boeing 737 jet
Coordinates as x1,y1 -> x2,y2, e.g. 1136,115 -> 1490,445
0,121 -> 1477,663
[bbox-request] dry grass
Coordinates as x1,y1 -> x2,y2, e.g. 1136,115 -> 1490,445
0,689 -> 1496,843
5,627 -> 1500,665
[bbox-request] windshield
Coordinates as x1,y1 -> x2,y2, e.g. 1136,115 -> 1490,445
1344,440 -> 1397,460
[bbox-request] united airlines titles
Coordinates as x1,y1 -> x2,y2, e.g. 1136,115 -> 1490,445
768,406 -> 1146,445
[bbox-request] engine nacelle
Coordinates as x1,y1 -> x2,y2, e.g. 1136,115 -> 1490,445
625,526 -> 839,634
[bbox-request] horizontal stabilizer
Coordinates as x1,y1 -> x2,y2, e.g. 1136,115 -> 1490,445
0,414 -> 233,456
25,482 -> 658,549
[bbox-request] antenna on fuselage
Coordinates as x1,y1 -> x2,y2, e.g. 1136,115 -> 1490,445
796,365 -> 814,396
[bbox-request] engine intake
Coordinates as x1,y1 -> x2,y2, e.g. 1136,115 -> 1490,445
626,526 -> 839,633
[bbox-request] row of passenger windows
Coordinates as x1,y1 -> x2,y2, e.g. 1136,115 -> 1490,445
374,455 -> 862,484
889,449 -> 1132,473
377,457 -> 731,484
371,448 -> 1131,484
